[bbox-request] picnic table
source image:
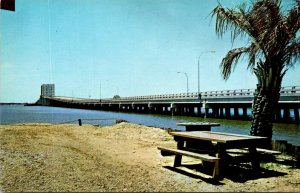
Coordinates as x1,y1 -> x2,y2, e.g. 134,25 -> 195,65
176,122 -> 221,149
176,122 -> 220,131
158,131 -> 269,179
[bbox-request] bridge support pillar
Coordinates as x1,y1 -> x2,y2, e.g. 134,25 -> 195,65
243,107 -> 248,119
181,107 -> 185,114
188,107 -> 194,116
131,104 -> 136,112
294,108 -> 299,124
219,107 -> 224,117
197,106 -> 201,116
153,107 -> 157,113
283,108 -> 290,122
165,106 -> 170,114
225,107 -> 231,118
171,108 -> 174,116
180,107 -> 184,115
174,107 -> 180,115
143,105 -> 149,113
177,107 -> 181,115
170,103 -> 175,116
148,103 -> 153,113
275,108 -> 282,122
160,106 -> 165,114
212,107 -> 218,117
234,107 -> 239,119
184,107 -> 189,115
149,107 -> 153,113
204,108 -> 209,118
182,107 -> 186,114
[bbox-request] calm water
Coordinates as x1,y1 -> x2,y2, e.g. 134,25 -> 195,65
1,105 -> 299,146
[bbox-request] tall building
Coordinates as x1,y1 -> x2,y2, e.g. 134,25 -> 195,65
41,84 -> 55,97
0,0 -> 15,11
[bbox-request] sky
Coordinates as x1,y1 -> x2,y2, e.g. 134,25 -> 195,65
1,0 -> 299,103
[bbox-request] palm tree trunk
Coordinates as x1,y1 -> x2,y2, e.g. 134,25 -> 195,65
250,85 -> 277,138
250,85 -> 280,148
250,61 -> 283,147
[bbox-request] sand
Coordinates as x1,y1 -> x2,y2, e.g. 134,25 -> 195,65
0,122 -> 299,192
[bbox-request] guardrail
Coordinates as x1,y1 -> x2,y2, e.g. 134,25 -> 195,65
118,86 -> 300,101
49,86 -> 300,103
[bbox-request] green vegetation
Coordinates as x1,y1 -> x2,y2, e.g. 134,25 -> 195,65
211,0 -> 300,140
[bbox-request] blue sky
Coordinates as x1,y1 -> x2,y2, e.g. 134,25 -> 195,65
1,0 -> 299,102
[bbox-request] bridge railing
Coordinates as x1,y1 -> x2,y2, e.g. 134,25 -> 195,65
119,89 -> 255,101
49,86 -> 300,103
117,86 -> 300,101
280,86 -> 300,94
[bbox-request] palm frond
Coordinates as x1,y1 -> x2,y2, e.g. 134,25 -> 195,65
283,37 -> 300,68
220,47 -> 248,80
286,0 -> 300,37
247,42 -> 262,71
213,0 -> 299,81
210,4 -> 250,42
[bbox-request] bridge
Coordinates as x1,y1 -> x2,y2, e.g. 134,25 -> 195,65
36,86 -> 300,124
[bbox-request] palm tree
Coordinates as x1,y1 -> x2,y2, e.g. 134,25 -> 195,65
211,0 -> 300,141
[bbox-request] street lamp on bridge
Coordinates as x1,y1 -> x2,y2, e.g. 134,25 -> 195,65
198,50 -> 216,99
177,71 -> 189,95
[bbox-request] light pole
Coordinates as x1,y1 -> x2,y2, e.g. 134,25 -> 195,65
177,71 -> 189,95
99,83 -> 101,102
198,50 -> 216,98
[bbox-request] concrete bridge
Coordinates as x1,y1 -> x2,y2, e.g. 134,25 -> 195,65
37,86 -> 300,124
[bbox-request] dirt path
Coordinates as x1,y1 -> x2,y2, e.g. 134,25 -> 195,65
0,123 -> 299,192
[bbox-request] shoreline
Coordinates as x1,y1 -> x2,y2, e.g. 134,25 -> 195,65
0,122 -> 299,192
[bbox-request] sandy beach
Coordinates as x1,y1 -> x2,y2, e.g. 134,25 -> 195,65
0,122 -> 299,192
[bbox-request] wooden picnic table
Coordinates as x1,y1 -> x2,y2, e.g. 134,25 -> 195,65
168,131 -> 267,178
176,122 -> 221,149
176,122 -> 220,131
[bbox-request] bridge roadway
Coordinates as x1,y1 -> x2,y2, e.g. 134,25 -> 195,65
40,86 -> 300,124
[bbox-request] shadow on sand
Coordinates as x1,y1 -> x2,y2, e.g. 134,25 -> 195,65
163,160 -> 288,184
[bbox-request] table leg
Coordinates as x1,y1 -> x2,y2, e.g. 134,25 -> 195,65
215,144 -> 226,179
213,159 -> 220,179
174,140 -> 184,167
248,146 -> 260,170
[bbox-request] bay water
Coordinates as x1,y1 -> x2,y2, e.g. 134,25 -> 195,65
1,105 -> 299,146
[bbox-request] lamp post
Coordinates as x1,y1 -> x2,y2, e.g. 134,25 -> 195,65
197,50 -> 216,99
177,71 -> 189,95
99,83 -> 101,102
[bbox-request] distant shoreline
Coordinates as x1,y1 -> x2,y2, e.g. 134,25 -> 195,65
0,103 -> 26,105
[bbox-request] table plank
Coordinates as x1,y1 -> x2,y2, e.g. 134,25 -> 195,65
170,131 -> 266,144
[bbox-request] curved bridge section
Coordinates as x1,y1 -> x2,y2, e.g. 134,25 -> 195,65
38,86 -> 300,124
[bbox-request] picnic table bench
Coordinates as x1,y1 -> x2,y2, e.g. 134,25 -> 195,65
158,131 -> 281,180
158,147 -> 220,178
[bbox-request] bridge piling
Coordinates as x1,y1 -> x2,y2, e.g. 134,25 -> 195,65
243,107 -> 248,119
225,107 -> 231,118
294,108 -> 299,124
283,108 -> 291,122
219,107 -> 224,117
234,107 -> 239,119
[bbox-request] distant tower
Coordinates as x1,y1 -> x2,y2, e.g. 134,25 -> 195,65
41,84 -> 55,97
